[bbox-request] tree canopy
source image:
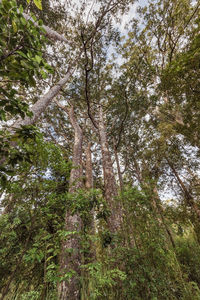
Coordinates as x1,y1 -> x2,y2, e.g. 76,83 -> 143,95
0,0 -> 200,299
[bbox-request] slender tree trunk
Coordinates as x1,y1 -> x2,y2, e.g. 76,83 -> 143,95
133,159 -> 175,248
166,157 -> 200,244
85,142 -> 95,234
82,142 -> 96,300
58,106 -> 83,300
85,142 -> 93,189
98,106 -> 122,232
3,194 -> 15,215
166,157 -> 200,219
149,185 -> 175,248
113,139 -> 123,191
153,186 -> 176,248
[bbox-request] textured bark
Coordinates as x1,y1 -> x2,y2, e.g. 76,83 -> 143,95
13,66 -> 75,129
58,106 -> 83,300
113,139 -> 123,191
67,107 -> 83,192
85,142 -> 95,234
98,106 -> 122,232
83,142 -> 96,299
85,143 -> 93,189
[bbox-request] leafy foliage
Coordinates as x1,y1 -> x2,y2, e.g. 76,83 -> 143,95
0,0 -> 53,186
1,0 -> 200,299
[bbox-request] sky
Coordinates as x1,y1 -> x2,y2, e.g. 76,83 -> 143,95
58,0 -> 148,31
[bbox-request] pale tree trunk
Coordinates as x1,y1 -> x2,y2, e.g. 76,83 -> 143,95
13,66 -> 76,129
85,142 -> 95,234
85,142 -> 93,189
98,106 -> 122,232
82,143 -> 96,300
58,105 -> 83,300
0,64 -> 77,167
22,13 -> 68,43
113,138 -> 123,191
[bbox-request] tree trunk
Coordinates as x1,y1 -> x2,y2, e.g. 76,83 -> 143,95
82,142 -> 96,300
58,106 -> 83,300
85,142 -> 93,189
98,106 -> 122,232
153,186 -> 176,249
166,157 -> 200,219
85,142 -> 95,234
134,158 -> 175,248
13,67 -> 76,129
113,138 -> 123,191
22,13 -> 68,43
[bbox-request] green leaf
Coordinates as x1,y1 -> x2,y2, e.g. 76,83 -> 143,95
16,51 -> 27,59
41,69 -> 47,79
12,20 -> 17,33
35,55 -> 42,64
38,19 -> 43,26
20,17 -> 27,26
33,0 -> 42,10
46,255 -> 55,262
19,5 -> 23,13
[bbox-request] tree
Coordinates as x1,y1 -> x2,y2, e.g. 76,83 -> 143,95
1,0 -> 200,299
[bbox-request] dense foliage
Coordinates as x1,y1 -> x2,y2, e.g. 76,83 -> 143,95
0,0 -> 200,299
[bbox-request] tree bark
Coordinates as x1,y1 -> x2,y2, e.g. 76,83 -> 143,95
85,143 -> 93,189
58,105 -> 83,300
113,138 -> 123,191
98,106 -> 122,232
84,142 -> 95,234
13,66 -> 76,129
83,142 -> 96,300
